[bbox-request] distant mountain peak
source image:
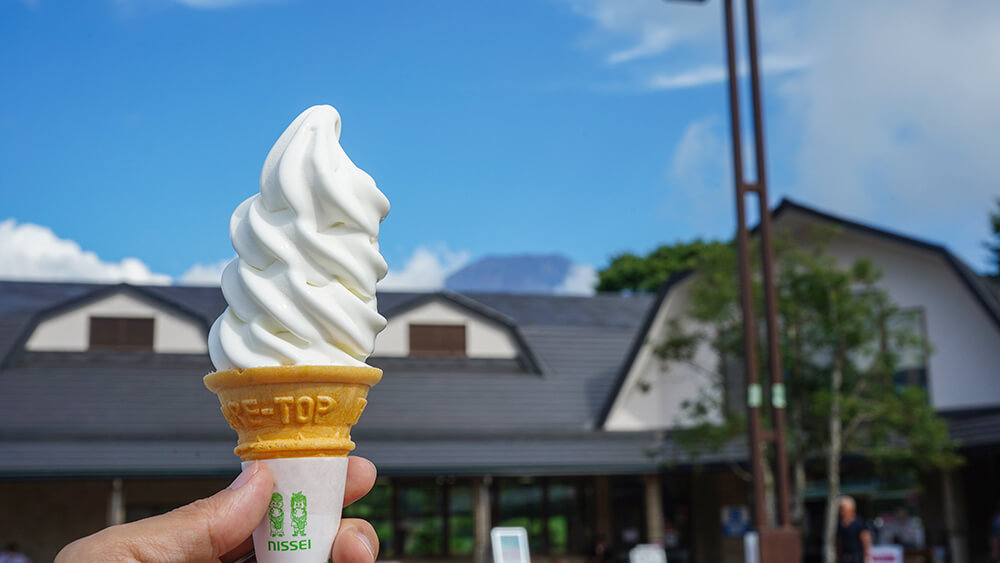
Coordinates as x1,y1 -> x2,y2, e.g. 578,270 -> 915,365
445,254 -> 573,294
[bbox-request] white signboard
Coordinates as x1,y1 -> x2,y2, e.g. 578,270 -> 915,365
743,531 -> 760,563
629,544 -> 667,563
491,527 -> 530,563
871,545 -> 904,563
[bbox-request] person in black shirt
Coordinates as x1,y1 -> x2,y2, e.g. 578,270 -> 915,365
836,496 -> 871,563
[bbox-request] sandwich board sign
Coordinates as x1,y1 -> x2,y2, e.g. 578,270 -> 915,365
870,545 -> 904,563
491,527 -> 530,563
629,544 -> 667,563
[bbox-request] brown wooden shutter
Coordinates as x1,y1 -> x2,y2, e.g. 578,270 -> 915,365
89,317 -> 154,351
408,324 -> 466,357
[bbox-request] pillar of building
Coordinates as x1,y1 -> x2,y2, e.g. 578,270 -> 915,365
594,476 -> 612,543
942,469 -> 968,563
473,476 -> 492,563
643,474 -> 665,545
107,478 -> 125,527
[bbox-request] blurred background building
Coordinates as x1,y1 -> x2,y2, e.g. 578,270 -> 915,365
1,200 -> 998,563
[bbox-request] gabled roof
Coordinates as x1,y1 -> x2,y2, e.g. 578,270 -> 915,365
1,282 -> 211,368
596,272 -> 693,428
0,282 -> 657,476
773,199 -> 1000,332
379,290 -> 544,374
597,198 -> 1000,428
382,290 -> 517,326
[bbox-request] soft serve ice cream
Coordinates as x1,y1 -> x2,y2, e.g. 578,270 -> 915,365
203,105 -> 390,563
208,104 -> 390,370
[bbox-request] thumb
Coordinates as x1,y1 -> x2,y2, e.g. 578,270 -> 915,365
58,462 -> 273,562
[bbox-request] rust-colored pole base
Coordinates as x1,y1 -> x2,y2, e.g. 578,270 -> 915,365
758,527 -> 802,563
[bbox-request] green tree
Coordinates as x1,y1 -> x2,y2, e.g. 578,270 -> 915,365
988,198 -> 1000,279
654,230 -> 960,563
597,239 -> 725,293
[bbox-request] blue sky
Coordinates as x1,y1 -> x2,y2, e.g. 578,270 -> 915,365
2,0 -> 999,290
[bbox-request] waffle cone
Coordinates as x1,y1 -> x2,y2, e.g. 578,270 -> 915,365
204,365 -> 381,461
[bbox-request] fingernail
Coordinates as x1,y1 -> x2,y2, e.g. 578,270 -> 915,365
228,462 -> 258,490
355,529 -> 376,560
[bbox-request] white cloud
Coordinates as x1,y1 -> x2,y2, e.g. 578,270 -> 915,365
555,263 -> 598,296
0,219 -> 171,285
379,245 -> 470,292
178,258 -> 230,286
566,0 -> 1000,269
662,117 -> 737,235
565,0 -> 805,71
648,54 -> 809,91
648,65 -> 727,91
787,1 -> 1000,261
564,0 -> 721,65
670,117 -> 727,186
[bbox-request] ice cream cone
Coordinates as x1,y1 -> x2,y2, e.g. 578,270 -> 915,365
204,365 -> 381,460
205,365 -> 381,563
204,105 -> 391,562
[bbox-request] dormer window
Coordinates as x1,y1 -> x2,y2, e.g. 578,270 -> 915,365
89,317 -> 154,351
409,324 -> 466,357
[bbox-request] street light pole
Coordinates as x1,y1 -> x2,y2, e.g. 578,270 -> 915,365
740,0 -> 794,532
664,0 -> 801,559
720,0 -> 768,532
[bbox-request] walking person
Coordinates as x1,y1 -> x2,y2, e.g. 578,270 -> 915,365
837,496 -> 872,563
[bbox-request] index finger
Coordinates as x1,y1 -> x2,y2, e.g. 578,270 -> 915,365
344,456 -> 377,507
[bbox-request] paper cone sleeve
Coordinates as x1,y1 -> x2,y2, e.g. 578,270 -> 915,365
203,365 -> 382,461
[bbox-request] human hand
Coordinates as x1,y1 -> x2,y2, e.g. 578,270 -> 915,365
56,457 -> 379,563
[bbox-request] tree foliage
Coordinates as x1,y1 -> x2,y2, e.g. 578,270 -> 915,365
650,229 -> 960,560
597,239 -> 726,293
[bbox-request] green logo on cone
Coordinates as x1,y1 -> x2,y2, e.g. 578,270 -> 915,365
268,493 -> 285,537
291,491 -> 308,536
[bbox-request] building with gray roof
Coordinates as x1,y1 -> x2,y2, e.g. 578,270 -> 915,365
2,200 -> 999,563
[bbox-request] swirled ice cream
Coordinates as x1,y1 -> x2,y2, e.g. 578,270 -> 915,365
208,105 -> 390,370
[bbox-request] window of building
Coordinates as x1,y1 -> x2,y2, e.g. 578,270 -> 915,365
498,478 -> 546,553
409,324 -> 466,357
345,478 -> 478,558
89,317 -> 154,351
343,479 -> 394,558
495,477 -> 589,555
448,482 -> 475,556
888,308 -> 929,391
340,477 -> 595,557
547,480 -> 585,555
398,481 -> 444,556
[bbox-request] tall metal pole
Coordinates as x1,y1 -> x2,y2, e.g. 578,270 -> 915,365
664,0 -> 801,557
743,0 -> 793,529
722,0 -> 767,532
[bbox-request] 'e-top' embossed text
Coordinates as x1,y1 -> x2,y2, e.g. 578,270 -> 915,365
222,395 -> 368,427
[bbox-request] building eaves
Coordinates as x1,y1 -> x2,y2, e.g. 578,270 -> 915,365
0,430 -> 745,479
940,406 -> 1000,451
